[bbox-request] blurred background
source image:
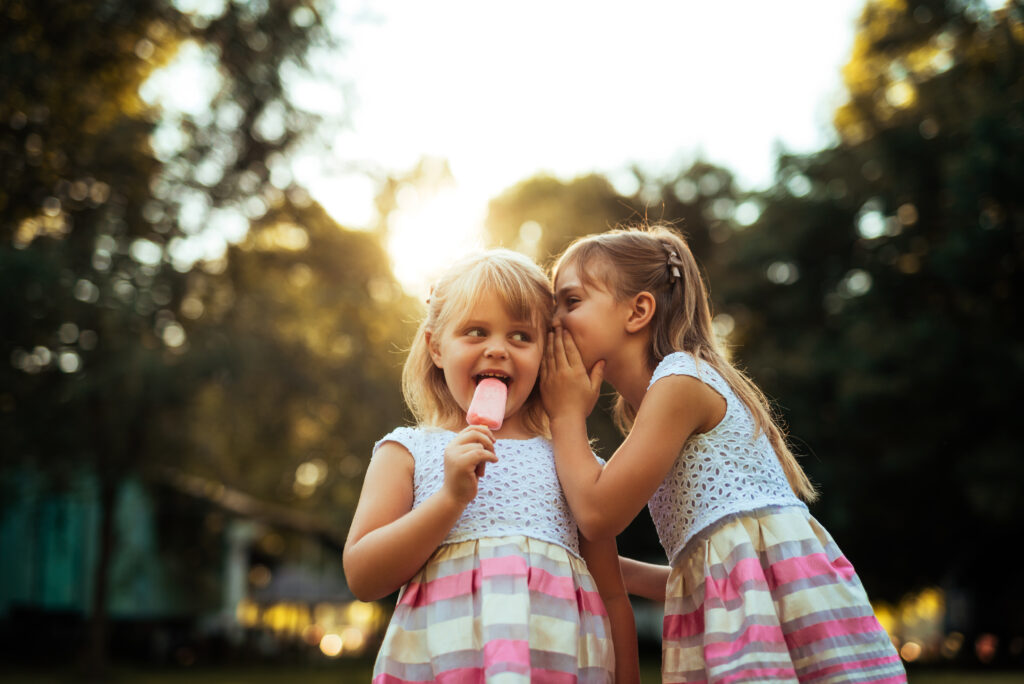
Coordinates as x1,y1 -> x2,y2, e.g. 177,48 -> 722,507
2,0 -> 1022,681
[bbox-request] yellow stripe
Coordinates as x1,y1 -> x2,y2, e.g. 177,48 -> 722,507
528,613 -> 582,656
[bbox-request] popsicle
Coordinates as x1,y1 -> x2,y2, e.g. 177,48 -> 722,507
467,377 -> 507,429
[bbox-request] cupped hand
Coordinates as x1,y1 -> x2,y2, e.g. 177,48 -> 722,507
540,326 -> 605,423
442,424 -> 498,505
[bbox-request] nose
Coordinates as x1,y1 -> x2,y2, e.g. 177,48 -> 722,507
484,338 -> 510,359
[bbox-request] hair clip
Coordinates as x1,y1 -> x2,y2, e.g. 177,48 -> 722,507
665,249 -> 683,283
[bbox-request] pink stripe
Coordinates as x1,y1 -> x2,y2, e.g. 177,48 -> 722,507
663,608 -> 704,640
771,552 -> 856,585
705,623 -> 785,660
701,552 -> 857,605
787,615 -> 887,649
436,669 -> 486,684
374,670 -> 488,684
398,568 -> 481,607
576,586 -> 608,617
716,667 -> 797,684
527,567 -> 577,601
374,666 -> 585,684
480,554 -> 529,578
483,638 -> 531,668
799,652 -> 904,681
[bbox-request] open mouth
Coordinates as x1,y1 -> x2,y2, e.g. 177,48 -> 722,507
474,372 -> 511,387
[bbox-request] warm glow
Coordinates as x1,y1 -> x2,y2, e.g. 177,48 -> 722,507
341,626 -> 366,652
385,184 -> 486,298
900,641 -> 922,662
320,632 -> 344,657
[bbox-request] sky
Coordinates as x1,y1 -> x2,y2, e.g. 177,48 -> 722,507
288,0 -> 876,295
153,0 -> 876,295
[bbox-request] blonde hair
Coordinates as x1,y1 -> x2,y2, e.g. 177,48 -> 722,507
402,249 -> 554,438
552,224 -> 818,502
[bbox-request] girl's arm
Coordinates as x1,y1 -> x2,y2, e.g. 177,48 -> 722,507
343,427 -> 497,601
542,329 -> 720,539
579,535 -> 640,684
619,556 -> 670,602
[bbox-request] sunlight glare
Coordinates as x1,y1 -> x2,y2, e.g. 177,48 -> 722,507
386,184 -> 485,299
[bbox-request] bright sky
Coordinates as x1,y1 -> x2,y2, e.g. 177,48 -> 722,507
149,0 -> 877,295
290,0 -> 876,295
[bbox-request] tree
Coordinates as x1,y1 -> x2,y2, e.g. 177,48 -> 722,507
0,0 -> 367,673
715,0 -> 1024,639
176,198 -> 416,531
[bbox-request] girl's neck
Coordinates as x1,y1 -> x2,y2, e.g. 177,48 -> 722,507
604,338 -> 656,411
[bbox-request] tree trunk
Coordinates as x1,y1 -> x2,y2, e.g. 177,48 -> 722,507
81,475 -> 116,679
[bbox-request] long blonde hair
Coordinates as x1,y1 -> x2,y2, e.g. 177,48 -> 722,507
402,249 -> 554,437
553,224 -> 818,502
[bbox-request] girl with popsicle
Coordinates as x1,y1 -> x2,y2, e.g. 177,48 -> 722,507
343,249 -> 639,683
540,225 -> 906,683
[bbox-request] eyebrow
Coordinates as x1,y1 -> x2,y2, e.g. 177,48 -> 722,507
461,318 -> 538,329
555,283 -> 582,299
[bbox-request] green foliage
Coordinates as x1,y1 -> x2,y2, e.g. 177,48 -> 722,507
177,200 -> 416,525
0,0 -> 414,669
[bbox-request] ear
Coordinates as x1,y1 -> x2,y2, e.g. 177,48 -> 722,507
425,330 -> 443,368
625,291 -> 656,333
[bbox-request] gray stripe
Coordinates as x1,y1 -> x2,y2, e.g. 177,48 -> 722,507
530,648 -> 583,672
781,604 -> 876,632
374,648 -> 481,680
375,648 -> 613,681
665,613 -> 786,649
793,646 -> 903,679
389,592 -> 481,629
579,666 -> 615,684
389,588 -> 608,636
790,632 -> 898,662
667,551 -> 874,615
482,623 -> 530,641
711,658 -> 797,679
665,605 -> 887,652
772,571 -> 862,599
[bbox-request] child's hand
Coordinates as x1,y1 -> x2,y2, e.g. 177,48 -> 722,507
541,326 -> 605,423
442,425 -> 498,505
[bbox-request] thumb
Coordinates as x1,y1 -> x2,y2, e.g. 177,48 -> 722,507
589,359 -> 605,391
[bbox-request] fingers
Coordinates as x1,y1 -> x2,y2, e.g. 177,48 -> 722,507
541,333 -> 553,379
553,324 -> 567,369
458,424 -> 495,449
561,327 -> 584,368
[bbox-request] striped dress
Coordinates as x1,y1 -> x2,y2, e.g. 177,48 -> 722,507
370,427 -> 614,684
647,353 -> 906,683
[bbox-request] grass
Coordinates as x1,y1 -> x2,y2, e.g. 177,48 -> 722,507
3,660 -> 1023,683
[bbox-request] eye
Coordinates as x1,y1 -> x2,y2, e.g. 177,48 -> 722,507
564,296 -> 581,309
511,331 -> 532,343
465,327 -> 486,338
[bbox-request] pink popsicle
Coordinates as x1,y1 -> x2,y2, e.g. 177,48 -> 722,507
466,378 -> 507,429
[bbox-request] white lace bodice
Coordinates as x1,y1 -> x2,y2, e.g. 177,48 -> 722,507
373,427 -> 584,557
646,353 -> 806,563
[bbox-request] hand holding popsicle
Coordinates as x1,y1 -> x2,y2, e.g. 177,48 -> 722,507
442,425 -> 497,504
466,378 -> 506,476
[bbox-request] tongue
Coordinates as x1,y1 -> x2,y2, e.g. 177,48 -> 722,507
466,378 -> 507,430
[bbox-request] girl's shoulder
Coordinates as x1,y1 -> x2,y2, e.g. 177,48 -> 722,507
648,352 -> 732,401
373,425 -> 451,457
648,351 -> 701,388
